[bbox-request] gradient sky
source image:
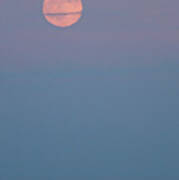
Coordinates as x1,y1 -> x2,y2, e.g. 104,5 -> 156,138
0,0 -> 179,179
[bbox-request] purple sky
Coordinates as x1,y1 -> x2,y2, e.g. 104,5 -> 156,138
0,0 -> 179,69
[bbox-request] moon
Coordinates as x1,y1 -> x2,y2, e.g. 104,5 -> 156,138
43,0 -> 83,28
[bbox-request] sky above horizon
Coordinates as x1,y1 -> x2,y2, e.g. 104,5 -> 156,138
0,0 -> 179,69
0,0 -> 179,179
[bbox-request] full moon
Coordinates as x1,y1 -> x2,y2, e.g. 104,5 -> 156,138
43,0 -> 83,28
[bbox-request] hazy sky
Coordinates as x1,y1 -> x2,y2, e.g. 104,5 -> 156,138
0,0 -> 179,179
